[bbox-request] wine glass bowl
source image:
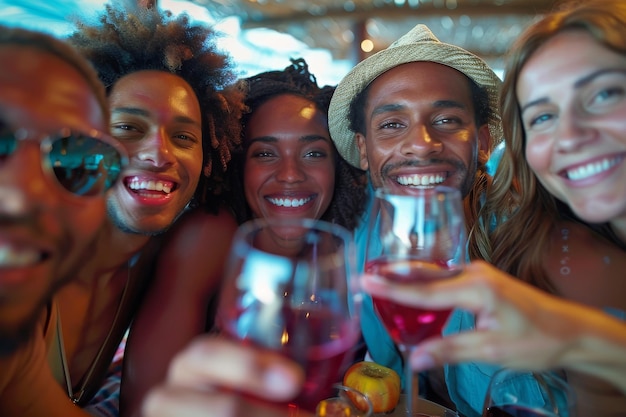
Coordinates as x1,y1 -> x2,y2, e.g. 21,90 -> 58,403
366,187 -> 466,347
364,186 -> 467,415
482,369 -> 577,417
217,217 -> 361,412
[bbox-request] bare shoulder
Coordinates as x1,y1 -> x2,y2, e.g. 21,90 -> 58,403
542,221 -> 626,310
162,207 -> 238,256
150,208 -> 238,295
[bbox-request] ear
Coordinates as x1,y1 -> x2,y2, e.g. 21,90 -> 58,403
356,133 -> 369,171
478,124 -> 492,159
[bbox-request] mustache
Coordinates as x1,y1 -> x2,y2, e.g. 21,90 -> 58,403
381,158 -> 465,177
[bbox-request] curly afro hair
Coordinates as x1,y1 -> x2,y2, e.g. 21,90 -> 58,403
230,58 -> 367,231
68,4 -> 245,212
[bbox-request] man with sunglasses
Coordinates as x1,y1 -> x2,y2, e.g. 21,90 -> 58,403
0,5 -> 245,417
0,25 -> 128,414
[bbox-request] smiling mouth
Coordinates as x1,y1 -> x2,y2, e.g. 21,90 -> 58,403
396,173 -> 446,187
565,155 -> 624,181
127,179 -> 175,194
0,245 -> 44,268
267,196 -> 313,208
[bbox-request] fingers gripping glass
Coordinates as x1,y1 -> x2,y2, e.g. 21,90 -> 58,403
0,126 -> 128,197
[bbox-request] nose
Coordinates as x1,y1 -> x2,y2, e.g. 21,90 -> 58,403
136,126 -> 176,168
554,109 -> 595,153
401,125 -> 443,158
275,156 -> 306,183
0,143 -> 53,217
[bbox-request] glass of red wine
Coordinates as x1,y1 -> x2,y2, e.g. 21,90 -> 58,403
216,217 -> 362,413
482,368 -> 576,417
364,186 -> 466,416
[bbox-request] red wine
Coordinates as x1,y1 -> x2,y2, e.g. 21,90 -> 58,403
484,405 -> 560,417
366,258 -> 457,346
221,306 -> 360,412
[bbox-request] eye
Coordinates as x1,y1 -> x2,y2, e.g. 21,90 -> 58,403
304,150 -> 327,158
252,150 -> 274,158
528,113 -> 553,128
590,86 -> 625,106
110,123 -> 143,141
433,116 -> 462,126
111,124 -> 136,132
379,121 -> 405,129
172,132 -> 200,147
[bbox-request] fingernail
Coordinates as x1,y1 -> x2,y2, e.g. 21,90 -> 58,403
263,364 -> 300,398
411,353 -> 435,371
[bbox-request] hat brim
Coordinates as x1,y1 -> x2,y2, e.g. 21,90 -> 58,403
329,41 -> 503,168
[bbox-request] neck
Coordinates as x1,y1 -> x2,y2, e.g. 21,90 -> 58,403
73,220 -> 152,288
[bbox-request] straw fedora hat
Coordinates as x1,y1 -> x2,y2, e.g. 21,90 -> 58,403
328,24 -> 503,168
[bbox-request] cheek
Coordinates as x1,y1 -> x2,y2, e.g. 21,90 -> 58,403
524,136 -> 552,175
319,164 -> 336,207
243,163 -> 263,205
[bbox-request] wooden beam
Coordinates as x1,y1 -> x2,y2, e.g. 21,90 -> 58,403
241,1 -> 556,28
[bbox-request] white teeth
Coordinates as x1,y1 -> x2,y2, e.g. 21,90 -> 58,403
0,245 -> 40,267
267,197 -> 312,208
397,174 -> 445,186
128,179 -> 172,194
566,156 -> 623,181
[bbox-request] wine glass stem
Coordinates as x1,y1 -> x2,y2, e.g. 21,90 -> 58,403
400,345 -> 418,416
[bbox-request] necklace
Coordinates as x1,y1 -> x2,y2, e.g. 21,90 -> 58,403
54,258 -> 134,405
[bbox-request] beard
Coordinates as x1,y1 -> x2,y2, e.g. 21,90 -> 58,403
106,199 -> 170,237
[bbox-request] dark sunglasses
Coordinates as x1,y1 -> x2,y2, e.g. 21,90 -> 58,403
0,125 -> 129,197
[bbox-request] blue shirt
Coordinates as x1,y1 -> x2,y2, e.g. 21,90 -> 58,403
355,186 -> 406,381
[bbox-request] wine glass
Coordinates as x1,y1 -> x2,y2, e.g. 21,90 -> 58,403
482,368 -> 577,417
316,384 -> 373,417
363,186 -> 466,416
216,217 -> 362,413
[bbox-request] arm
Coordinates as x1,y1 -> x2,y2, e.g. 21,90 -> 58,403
141,336 -> 307,417
120,208 -> 238,417
362,260 -> 626,393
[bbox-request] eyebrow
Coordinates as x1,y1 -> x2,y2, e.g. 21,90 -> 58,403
371,100 -> 467,117
521,68 -> 626,113
111,107 -> 201,126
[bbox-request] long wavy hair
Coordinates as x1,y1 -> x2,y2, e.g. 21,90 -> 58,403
230,58 -> 368,230
482,0 -> 626,292
68,4 -> 245,213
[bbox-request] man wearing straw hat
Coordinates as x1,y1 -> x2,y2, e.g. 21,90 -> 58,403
137,22 -> 506,417
327,23 -> 503,416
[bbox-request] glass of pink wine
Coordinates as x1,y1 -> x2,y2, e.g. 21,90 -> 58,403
364,186 -> 466,416
216,217 -> 362,414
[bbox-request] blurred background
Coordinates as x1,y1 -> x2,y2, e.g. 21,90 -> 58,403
0,0 -> 561,85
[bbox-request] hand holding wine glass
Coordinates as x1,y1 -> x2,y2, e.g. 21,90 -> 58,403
216,217 -> 362,413
364,186 -> 466,416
